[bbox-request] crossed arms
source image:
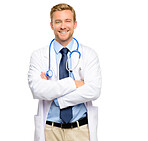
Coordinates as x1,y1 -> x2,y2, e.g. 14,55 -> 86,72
28,47 -> 101,109
40,72 -> 84,88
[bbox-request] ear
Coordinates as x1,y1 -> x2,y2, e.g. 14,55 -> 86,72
74,21 -> 77,29
50,22 -> 54,30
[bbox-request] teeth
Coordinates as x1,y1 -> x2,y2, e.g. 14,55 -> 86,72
59,31 -> 68,33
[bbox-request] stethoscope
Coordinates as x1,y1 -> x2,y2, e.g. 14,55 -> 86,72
46,37 -> 81,78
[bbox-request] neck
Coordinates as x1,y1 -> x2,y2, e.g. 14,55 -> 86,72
55,37 -> 73,47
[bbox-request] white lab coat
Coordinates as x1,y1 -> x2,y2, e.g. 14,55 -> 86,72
28,41 -> 102,141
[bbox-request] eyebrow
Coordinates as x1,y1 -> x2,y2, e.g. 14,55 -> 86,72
65,19 -> 72,21
55,19 -> 72,22
55,19 -> 62,21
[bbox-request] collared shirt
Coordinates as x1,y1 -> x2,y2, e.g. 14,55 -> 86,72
46,39 -> 87,123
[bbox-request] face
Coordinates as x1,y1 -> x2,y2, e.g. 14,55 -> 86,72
50,10 -> 77,46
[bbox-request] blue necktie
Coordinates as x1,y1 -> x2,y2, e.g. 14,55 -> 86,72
59,48 -> 73,123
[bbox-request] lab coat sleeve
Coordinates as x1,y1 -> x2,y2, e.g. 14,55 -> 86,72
28,50 -> 76,101
58,47 -> 102,109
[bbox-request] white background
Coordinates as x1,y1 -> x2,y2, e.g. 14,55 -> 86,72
0,0 -> 148,140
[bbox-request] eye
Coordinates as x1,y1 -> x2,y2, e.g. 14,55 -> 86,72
66,19 -> 72,23
55,20 -> 61,24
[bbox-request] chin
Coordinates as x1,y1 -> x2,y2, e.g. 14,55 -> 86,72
59,36 -> 72,43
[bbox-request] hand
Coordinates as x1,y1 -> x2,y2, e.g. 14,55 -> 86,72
74,80 -> 84,88
40,72 -> 48,80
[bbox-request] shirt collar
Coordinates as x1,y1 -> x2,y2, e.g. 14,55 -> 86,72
53,39 -> 74,54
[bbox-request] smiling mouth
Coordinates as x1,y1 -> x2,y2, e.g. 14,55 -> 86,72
59,30 -> 69,34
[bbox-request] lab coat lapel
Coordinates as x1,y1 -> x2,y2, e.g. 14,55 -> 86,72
50,44 -> 57,80
71,42 -> 83,80
42,43 -> 57,125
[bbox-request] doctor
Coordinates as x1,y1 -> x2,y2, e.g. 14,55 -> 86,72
28,3 -> 101,141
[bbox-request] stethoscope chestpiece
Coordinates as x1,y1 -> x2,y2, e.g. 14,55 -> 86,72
46,69 -> 53,77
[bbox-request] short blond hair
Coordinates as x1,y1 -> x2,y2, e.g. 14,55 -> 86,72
50,3 -> 76,22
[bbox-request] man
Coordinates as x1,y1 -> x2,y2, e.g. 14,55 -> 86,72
28,3 -> 101,141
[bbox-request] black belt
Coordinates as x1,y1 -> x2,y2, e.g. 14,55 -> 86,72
46,116 -> 88,129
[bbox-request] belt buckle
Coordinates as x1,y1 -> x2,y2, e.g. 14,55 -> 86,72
71,123 -> 73,128
61,123 -> 63,128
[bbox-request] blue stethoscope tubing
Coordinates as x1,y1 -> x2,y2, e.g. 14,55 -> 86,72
46,37 -> 81,78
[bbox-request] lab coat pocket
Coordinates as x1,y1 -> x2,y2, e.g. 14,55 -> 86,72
34,115 -> 44,141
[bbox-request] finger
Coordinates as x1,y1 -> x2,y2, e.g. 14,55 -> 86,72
43,72 -> 46,76
40,73 -> 45,79
40,75 -> 44,79
43,73 -> 48,79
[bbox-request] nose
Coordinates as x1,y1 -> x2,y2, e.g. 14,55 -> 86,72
60,22 -> 66,29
